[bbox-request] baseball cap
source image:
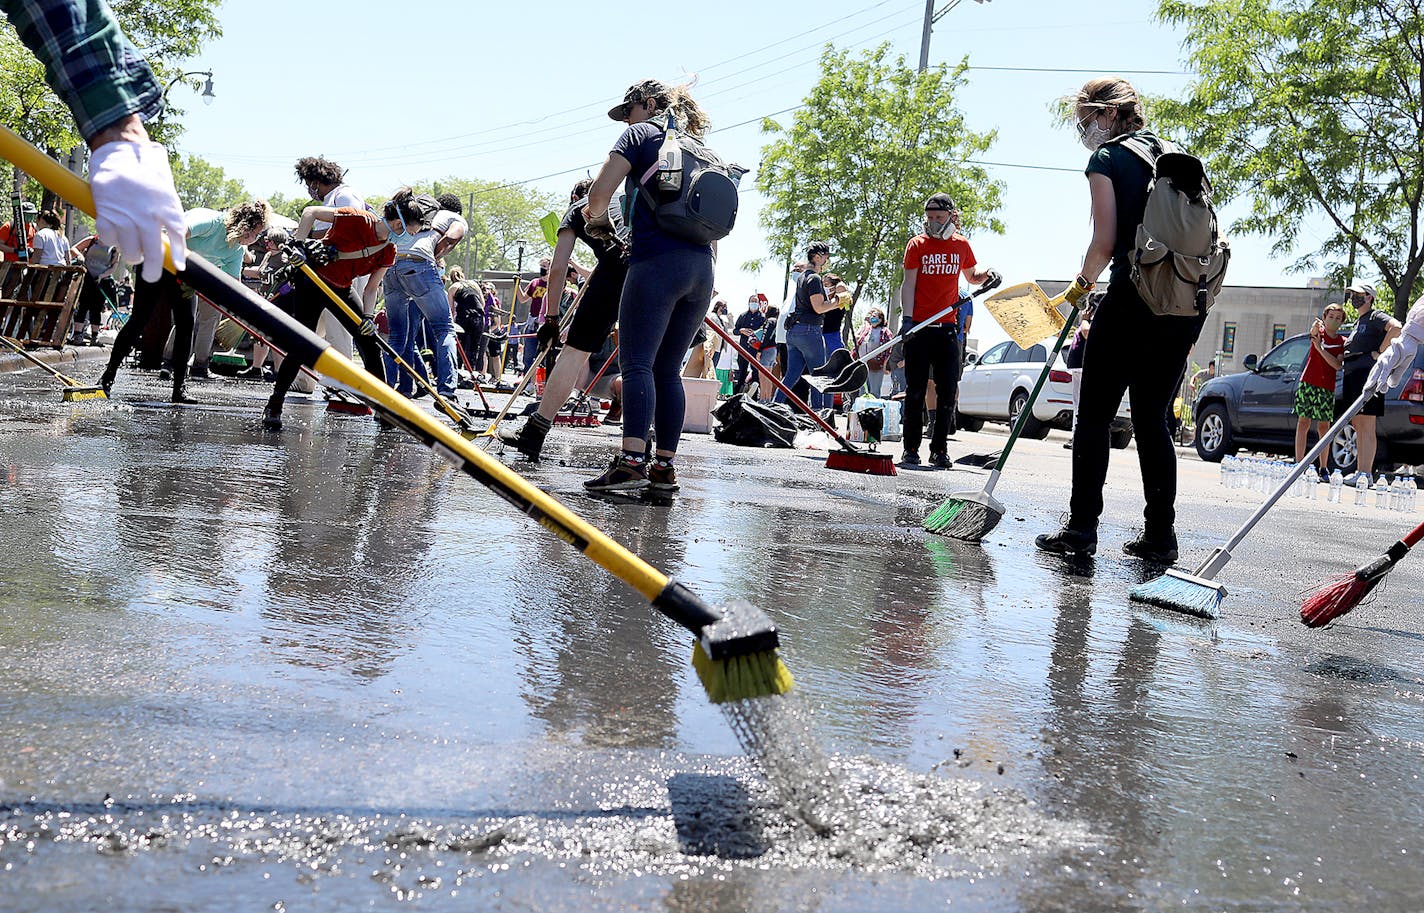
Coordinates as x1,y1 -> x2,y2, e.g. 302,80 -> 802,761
608,80 -> 668,122
924,193 -> 956,212
18,202 -> 37,214
1346,280 -> 1375,297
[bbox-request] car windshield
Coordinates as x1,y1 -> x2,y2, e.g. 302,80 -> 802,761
1259,337 -> 1310,375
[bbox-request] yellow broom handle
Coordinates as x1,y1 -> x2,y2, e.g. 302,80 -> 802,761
0,124 -> 671,603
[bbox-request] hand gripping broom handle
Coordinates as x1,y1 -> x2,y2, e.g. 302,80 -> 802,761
1195,389 -> 1373,580
979,302 -> 1081,500
0,125 -> 728,640
702,314 -> 857,450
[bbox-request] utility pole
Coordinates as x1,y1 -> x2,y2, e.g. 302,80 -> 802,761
919,0 -> 990,73
464,191 -> 475,276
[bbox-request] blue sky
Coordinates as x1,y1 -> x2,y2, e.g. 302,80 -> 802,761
170,0 -> 1331,347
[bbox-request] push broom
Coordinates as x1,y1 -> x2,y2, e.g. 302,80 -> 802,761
924,295 -> 1080,540
702,316 -> 896,475
0,334 -> 107,400
0,124 -> 792,707
1132,388 -> 1374,618
1301,516 -> 1424,627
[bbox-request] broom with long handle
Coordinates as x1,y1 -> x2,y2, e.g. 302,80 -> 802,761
0,125 -> 791,706
923,301 -> 1080,540
0,333 -> 106,400
453,337 -> 493,413
287,257 -> 481,435
1301,517 -> 1424,627
702,315 -> 896,475
1132,388 -> 1373,619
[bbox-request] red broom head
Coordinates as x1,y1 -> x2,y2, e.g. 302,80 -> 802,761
1300,572 -> 1376,627
825,449 -> 897,476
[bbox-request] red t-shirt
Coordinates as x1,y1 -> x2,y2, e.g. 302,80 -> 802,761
525,277 -> 548,320
903,233 -> 976,325
316,208 -> 395,289
1300,330 -> 1345,390
0,222 -> 36,262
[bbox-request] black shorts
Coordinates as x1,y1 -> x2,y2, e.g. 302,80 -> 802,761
1340,367 -> 1385,417
564,258 -> 627,353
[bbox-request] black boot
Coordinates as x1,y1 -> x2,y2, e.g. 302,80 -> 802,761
1124,529 -> 1179,564
261,397 -> 283,430
1035,526 -> 1097,557
99,365 -> 116,396
172,384 -> 199,405
497,413 -> 551,460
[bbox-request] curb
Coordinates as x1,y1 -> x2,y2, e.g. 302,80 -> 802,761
0,344 -> 110,376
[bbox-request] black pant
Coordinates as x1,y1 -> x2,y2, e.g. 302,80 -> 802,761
270,272 -> 384,405
455,313 -> 484,373
1068,280 -> 1205,535
74,275 -> 113,328
106,273 -> 194,394
902,324 -> 960,455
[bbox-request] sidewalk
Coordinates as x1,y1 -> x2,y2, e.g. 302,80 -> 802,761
0,342 -> 110,376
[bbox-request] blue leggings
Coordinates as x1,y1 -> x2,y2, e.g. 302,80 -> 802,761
618,247 -> 715,454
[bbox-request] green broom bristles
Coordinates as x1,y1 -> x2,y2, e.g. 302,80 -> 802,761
1129,569 -> 1225,619
691,639 -> 795,704
923,497 -> 1000,541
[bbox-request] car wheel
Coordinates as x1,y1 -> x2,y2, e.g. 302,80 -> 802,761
1109,427 -> 1134,450
1329,425 -> 1358,475
1194,403 -> 1234,462
1010,390 -> 1048,440
957,414 -> 985,432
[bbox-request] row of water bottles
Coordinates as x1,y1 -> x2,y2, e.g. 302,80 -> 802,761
1219,455 -> 1418,510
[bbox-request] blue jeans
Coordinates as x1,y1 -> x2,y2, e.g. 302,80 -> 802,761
384,260 -> 457,398
823,331 -> 845,354
618,247 -> 716,454
778,323 -> 829,410
521,317 -> 541,372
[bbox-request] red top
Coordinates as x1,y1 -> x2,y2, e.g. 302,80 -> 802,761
1300,330 -> 1345,390
0,222 -> 36,262
902,233 -> 976,325
316,208 -> 395,289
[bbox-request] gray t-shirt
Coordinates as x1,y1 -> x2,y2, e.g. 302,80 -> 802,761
391,210 -> 467,264
32,228 -> 69,265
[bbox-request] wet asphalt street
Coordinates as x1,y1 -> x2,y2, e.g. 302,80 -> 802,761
1,359 -> 1422,912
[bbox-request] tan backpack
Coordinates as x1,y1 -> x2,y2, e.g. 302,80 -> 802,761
1115,136 -> 1231,318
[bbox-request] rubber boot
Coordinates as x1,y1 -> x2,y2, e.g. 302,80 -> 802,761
99,364 -> 116,397
261,397 -> 283,430
172,380 -> 198,405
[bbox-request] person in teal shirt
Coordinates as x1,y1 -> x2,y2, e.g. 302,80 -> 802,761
101,201 -> 269,402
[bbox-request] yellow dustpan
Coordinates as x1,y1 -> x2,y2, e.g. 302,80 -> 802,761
982,281 -> 1072,349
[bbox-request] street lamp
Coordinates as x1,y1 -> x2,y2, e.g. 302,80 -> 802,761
163,69 -> 216,105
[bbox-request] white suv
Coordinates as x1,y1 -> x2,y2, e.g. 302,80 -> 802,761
957,339 -> 1134,448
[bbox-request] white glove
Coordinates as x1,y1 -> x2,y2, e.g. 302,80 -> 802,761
89,140 -> 187,283
1365,302 -> 1424,394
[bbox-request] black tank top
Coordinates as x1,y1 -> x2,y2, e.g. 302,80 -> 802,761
1344,308 -> 1390,375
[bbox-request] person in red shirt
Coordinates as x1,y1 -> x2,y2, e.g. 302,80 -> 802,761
1294,302 -> 1346,477
0,205 -> 37,261
261,205 -> 395,429
898,193 -> 997,468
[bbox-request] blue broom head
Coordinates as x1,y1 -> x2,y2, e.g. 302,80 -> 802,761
923,492 -> 1004,541
1129,567 -> 1225,619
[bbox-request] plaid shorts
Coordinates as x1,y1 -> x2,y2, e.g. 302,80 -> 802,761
1293,381 -> 1334,421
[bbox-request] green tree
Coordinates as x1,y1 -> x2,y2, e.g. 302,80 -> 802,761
170,153 -> 248,210
424,177 -> 560,273
756,44 -> 1005,319
1154,0 -> 1424,317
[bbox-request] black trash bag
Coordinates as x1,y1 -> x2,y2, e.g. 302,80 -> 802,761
712,393 -> 816,448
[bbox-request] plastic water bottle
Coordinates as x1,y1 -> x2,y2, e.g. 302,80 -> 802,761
1409,477 -> 1418,512
1390,476 -> 1404,511
1356,473 -> 1371,505
1306,468 -> 1318,500
1374,477 -> 1389,509
1329,469 -> 1343,503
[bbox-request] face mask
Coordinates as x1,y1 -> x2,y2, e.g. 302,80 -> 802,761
923,218 -> 952,240
869,316 -> 881,326
1079,119 -> 1113,151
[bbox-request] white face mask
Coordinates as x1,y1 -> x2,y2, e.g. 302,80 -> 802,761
1079,117 -> 1114,151
923,218 -> 952,240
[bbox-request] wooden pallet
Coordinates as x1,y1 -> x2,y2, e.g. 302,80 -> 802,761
0,262 -> 85,348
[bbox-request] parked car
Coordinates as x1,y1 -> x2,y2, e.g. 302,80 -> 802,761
958,339 -> 1135,448
1192,332 -> 1424,472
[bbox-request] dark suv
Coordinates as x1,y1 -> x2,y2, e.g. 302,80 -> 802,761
1193,333 -> 1424,472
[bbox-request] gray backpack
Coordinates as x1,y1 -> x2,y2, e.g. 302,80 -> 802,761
1116,136 -> 1230,317
631,112 -> 747,244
